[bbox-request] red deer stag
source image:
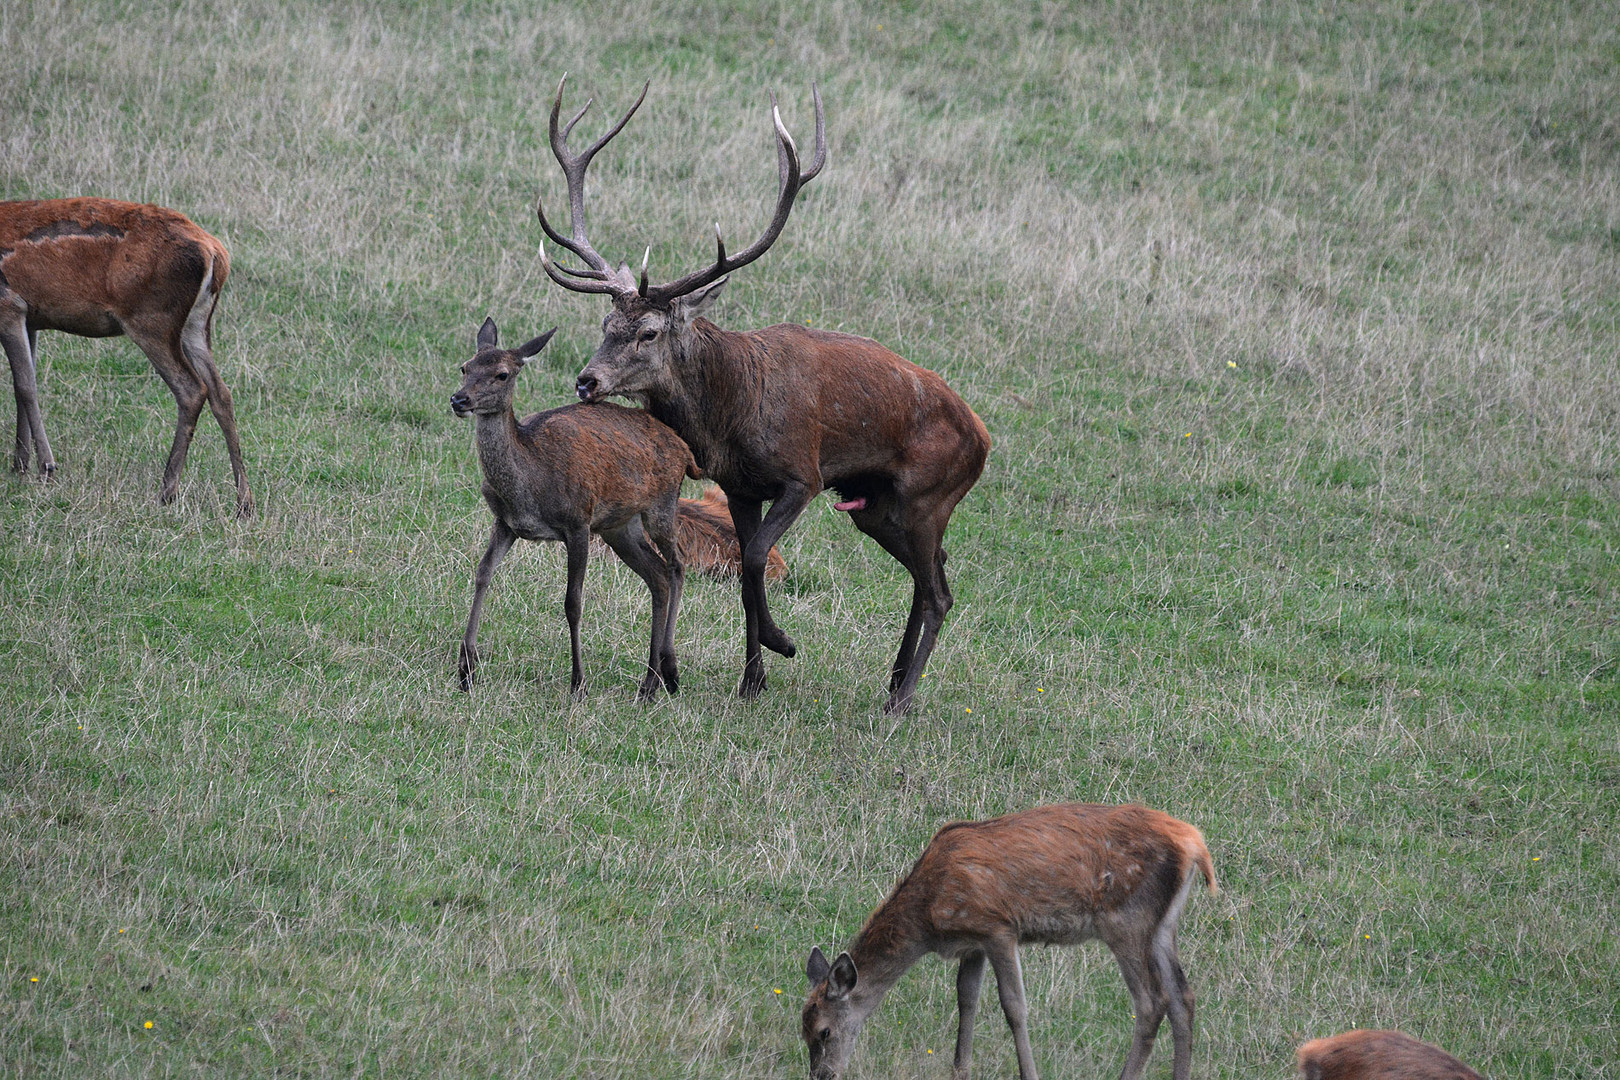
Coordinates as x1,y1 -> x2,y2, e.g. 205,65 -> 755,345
801,803 -> 1217,1080
452,318 -> 695,701
535,78 -> 990,714
0,198 -> 253,516
1297,1030 -> 1484,1080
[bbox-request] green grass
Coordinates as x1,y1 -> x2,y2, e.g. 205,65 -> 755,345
3,0 -> 1617,1076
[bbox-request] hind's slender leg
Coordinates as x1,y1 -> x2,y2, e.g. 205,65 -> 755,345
602,519 -> 671,701
953,950 -> 988,1080
179,295 -> 253,517
124,323 -> 205,506
562,527 -> 591,698
460,520 -> 517,691
644,497 -> 684,693
3,318 -> 52,477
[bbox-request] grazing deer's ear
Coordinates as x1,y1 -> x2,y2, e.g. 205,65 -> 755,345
827,952 -> 858,1000
517,327 -> 557,359
674,277 -> 728,329
477,317 -> 499,350
806,946 -> 831,986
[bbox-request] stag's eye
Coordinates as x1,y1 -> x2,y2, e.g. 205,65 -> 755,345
638,328 -> 658,343
496,372 -> 509,381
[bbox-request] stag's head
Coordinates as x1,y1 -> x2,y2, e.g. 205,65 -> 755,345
802,947 -> 863,1080
532,76 -> 825,405
450,318 -> 556,418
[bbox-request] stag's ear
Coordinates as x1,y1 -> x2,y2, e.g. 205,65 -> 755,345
516,328 -> 557,359
477,317 -> 499,350
673,277 -> 727,330
827,952 -> 858,1000
806,946 -> 831,986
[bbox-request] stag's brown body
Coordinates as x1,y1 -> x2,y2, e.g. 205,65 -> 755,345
1297,1030 -> 1484,1080
802,803 -> 1217,1080
452,319 -> 695,701
0,198 -> 253,515
673,487 -> 787,581
536,79 -> 988,713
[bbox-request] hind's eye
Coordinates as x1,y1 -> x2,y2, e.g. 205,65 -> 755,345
819,1028 -> 831,1042
496,372 -> 509,381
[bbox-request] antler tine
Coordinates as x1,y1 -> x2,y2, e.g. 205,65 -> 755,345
539,241 -> 626,296
644,85 -> 826,303
536,74 -> 649,296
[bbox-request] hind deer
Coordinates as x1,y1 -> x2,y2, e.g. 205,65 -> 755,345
535,77 -> 990,714
801,803 -> 1217,1080
451,318 -> 694,701
1296,1030 -> 1484,1080
1,198 -> 253,516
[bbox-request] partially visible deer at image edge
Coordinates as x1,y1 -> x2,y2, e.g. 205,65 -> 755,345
802,803 -> 1217,1080
451,318 -> 695,701
0,198 -> 253,516
1297,1029 -> 1485,1080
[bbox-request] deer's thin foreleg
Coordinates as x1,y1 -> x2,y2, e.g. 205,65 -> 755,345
730,482 -> 811,698
953,951 -> 988,1080
562,526 -> 591,699
2,317 -> 52,477
460,520 -> 517,691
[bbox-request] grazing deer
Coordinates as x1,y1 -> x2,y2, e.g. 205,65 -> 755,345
1297,1030 -> 1484,1080
451,318 -> 695,700
801,803 -> 1217,1080
0,198 -> 253,516
535,77 -> 990,714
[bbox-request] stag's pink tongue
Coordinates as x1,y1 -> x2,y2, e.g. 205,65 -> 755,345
833,497 -> 867,512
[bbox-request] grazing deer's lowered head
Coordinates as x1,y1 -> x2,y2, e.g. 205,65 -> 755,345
452,317 -> 697,701
536,76 -> 989,714
802,803 -> 1217,1080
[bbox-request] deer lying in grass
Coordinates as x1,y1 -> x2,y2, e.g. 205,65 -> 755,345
1297,1030 -> 1484,1080
596,487 -> 787,581
451,318 -> 695,700
537,78 -> 990,714
802,803 -> 1217,1080
0,198 -> 253,516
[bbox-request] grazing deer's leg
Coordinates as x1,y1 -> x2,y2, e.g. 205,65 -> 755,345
1111,940 -> 1168,1080
178,288 -> 253,517
985,938 -> 1040,1080
1152,924 -> 1195,1080
562,526 -> 591,699
460,519 -> 518,691
953,950 -> 988,1080
3,317 -> 53,477
124,321 -> 207,506
602,518 -> 672,701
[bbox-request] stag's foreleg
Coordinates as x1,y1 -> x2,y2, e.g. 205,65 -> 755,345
728,484 -> 811,698
459,519 -> 518,691
3,317 -> 52,477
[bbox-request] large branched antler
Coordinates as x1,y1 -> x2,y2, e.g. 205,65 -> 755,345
535,78 -> 827,304
536,75 -> 647,298
642,85 -> 825,304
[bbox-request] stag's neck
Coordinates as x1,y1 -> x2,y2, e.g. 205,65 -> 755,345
472,407 -> 528,492
644,320 -> 755,471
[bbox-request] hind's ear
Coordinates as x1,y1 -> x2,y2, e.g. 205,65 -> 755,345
516,327 -> 557,359
477,317 -> 499,350
806,946 -> 830,986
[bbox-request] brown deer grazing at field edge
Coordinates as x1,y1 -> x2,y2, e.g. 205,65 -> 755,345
0,199 -> 253,516
536,77 -> 990,714
452,318 -> 695,700
801,803 -> 1217,1080
1297,1030 -> 1484,1080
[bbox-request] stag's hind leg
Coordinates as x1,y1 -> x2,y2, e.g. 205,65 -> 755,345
848,496 -> 954,714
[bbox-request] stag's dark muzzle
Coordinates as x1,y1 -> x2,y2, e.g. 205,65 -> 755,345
575,374 -> 599,402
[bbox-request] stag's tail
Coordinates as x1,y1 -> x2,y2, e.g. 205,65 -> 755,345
677,488 -> 787,581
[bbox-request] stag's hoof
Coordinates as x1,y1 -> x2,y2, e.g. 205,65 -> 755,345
883,689 -> 915,716
235,493 -> 256,520
761,625 -> 797,658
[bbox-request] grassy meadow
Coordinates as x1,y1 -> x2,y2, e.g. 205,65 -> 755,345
3,0 -> 1617,1076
